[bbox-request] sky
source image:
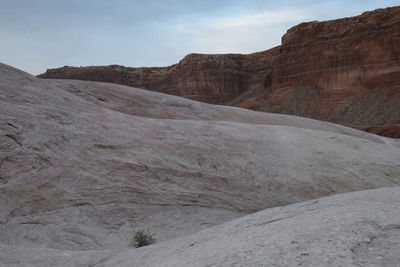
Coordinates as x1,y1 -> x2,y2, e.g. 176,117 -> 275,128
0,0 -> 398,75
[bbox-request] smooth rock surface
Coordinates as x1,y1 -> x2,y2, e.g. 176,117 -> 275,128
2,187 -> 399,266
107,187 -> 400,267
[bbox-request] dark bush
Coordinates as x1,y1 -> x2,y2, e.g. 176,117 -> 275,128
131,229 -> 156,248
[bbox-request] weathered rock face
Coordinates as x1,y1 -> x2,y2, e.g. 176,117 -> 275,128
38,54 -> 247,104
261,6 -> 400,123
358,124 -> 400,138
231,6 -> 400,133
39,50 -> 279,105
38,49 -> 279,105
38,6 -> 400,137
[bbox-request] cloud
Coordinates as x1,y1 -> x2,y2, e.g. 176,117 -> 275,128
193,8 -> 311,54
210,9 -> 309,29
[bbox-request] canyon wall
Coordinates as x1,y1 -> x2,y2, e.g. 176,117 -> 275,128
39,6 -> 400,136
251,6 -> 400,125
39,50 -> 278,105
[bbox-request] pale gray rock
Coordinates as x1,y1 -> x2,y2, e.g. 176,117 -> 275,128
2,187 -> 399,267
0,63 -> 399,266
106,187 -> 400,267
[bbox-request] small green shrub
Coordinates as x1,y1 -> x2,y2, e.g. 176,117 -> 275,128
131,229 -> 156,248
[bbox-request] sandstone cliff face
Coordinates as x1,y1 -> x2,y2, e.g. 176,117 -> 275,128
39,6 -> 400,137
39,54 -> 246,104
262,6 -> 400,123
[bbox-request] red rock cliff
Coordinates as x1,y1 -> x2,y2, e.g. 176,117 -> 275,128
39,6 -> 400,137
261,6 -> 400,123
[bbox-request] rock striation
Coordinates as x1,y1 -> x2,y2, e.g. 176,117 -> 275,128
38,6 -> 400,137
258,5 -> 400,129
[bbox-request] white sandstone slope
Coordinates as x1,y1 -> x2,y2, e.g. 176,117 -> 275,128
107,186 -> 400,267
1,187 -> 399,266
0,62 -> 399,266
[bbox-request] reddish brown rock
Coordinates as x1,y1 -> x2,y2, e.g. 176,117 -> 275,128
38,54 -> 246,104
38,6 -> 400,136
357,125 -> 400,138
262,6 -> 400,123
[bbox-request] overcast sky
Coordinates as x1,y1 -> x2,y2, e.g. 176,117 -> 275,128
0,0 -> 398,75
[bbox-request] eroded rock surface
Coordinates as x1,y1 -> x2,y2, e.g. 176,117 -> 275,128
1,62 -> 400,266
